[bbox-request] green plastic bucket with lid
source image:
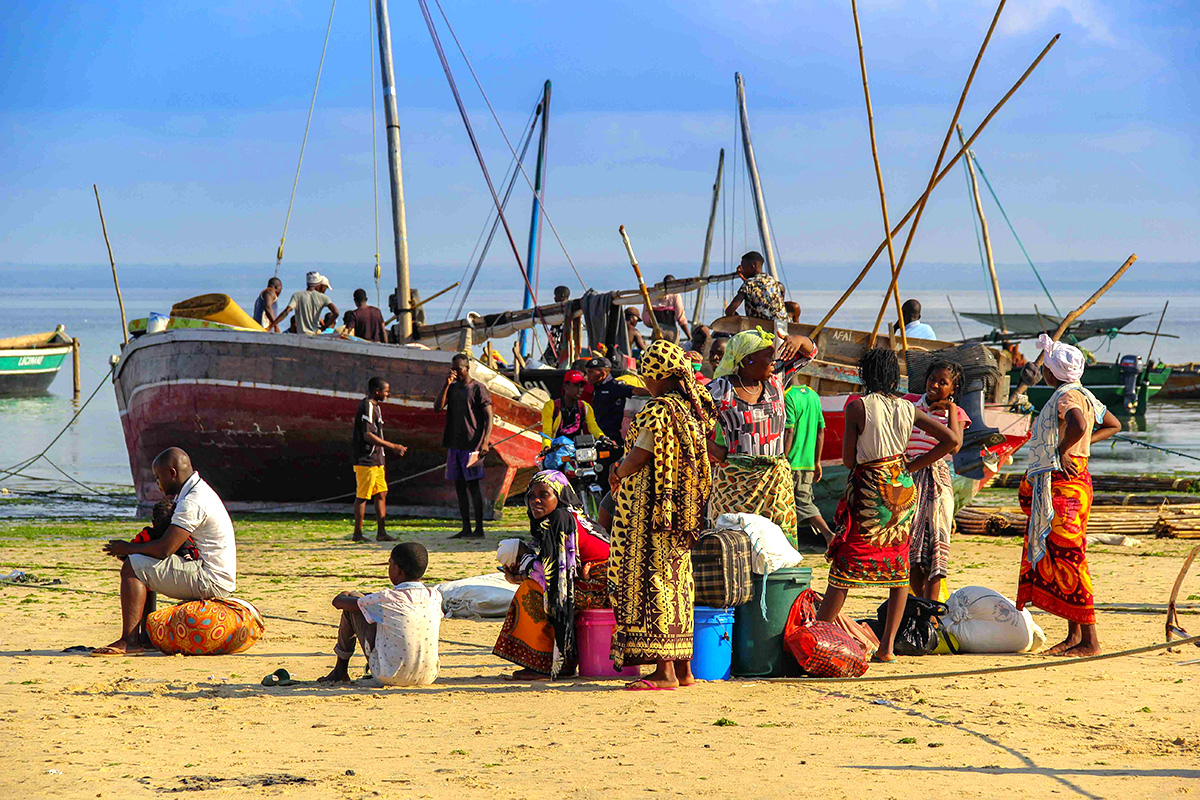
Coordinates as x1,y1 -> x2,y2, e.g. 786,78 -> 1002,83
732,567 -> 812,677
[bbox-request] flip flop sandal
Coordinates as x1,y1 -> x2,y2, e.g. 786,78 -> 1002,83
261,668 -> 297,687
62,645 -> 94,654
90,646 -> 143,657
624,679 -> 675,691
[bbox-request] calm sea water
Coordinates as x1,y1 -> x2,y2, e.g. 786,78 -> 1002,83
4,275 -> 1198,517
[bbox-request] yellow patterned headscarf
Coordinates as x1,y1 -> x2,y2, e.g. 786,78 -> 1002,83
639,339 -> 716,427
712,326 -> 774,380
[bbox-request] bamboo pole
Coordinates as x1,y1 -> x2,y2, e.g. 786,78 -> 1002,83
382,281 -> 460,326
93,185 -> 128,344
618,225 -> 665,340
1010,254 -> 1138,400
694,148 -> 725,324
866,0 -> 1007,344
71,338 -> 81,400
850,0 -> 907,353
1146,300 -> 1169,364
810,31 -> 1060,341
958,126 -> 1005,335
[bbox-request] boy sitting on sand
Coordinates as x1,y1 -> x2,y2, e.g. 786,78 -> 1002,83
318,542 -> 443,686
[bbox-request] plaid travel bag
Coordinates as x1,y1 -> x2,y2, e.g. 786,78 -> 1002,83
691,528 -> 753,608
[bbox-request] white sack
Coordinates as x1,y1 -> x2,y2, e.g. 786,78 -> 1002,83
713,512 -> 803,575
944,585 -> 1046,654
436,572 -> 516,619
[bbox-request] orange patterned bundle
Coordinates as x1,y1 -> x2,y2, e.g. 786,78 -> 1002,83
146,598 -> 265,655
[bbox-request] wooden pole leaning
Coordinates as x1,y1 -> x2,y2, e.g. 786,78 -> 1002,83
1146,300 -> 1169,365
865,0 -> 1008,344
810,32 -> 1060,341
619,225 -> 665,341
958,125 -> 1005,335
694,148 -> 725,324
1009,254 -> 1138,401
93,185 -> 129,344
850,0 -> 907,353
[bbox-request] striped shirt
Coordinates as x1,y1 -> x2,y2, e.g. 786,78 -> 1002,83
905,394 -> 970,459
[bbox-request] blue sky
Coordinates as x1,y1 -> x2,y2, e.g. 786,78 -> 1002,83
1,0 -> 1196,299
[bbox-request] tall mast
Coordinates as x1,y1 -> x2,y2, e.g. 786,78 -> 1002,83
375,0 -> 413,341
956,125 -> 1005,336
693,148 -> 724,324
519,80 -> 551,358
735,72 -> 777,279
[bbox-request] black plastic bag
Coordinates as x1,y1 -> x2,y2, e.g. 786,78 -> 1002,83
864,596 -> 949,656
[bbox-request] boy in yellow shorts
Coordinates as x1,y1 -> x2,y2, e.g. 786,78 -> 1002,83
353,377 -> 408,542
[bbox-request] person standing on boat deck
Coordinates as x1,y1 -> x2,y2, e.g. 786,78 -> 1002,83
253,277 -> 283,331
624,307 -> 647,361
436,353 -> 494,540
276,271 -> 339,335
725,252 -> 786,327
352,377 -> 408,543
95,447 -> 236,655
345,288 -> 387,343
540,285 -> 571,367
895,299 -> 937,341
642,274 -> 691,344
1016,336 -> 1120,658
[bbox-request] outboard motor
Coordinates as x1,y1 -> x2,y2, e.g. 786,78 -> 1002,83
1119,354 -> 1141,413
952,378 -> 1002,480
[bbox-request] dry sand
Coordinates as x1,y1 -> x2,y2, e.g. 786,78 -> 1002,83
2,520 -> 1199,799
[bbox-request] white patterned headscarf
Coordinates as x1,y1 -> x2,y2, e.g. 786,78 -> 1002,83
1037,333 -> 1085,383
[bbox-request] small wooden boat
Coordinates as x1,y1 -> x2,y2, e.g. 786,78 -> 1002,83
0,327 -> 73,397
1158,363 -> 1200,400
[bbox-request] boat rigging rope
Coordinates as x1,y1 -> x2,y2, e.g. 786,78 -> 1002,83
368,0 -> 381,308
416,0 -> 559,354
0,364 -> 117,488
430,0 -> 588,295
274,0 -> 338,278
968,150 -> 1063,317
449,97 -> 542,321
961,149 -> 995,317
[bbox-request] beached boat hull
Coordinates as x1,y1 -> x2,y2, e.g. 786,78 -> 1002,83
113,330 -> 543,514
1158,365 -> 1200,400
0,329 -> 72,397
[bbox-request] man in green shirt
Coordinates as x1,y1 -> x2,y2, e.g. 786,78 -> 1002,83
782,381 -> 834,543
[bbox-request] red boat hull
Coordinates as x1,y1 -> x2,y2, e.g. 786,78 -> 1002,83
114,330 -> 543,515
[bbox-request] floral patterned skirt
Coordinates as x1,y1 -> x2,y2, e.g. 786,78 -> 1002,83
1017,461 -> 1095,625
826,455 -> 917,589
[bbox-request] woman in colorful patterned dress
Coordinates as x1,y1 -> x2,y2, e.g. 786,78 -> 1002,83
608,340 -> 716,690
706,327 -> 817,546
493,470 -> 610,680
1017,335 -> 1120,657
817,348 -> 958,661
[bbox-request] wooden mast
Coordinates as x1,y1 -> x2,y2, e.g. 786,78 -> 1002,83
519,80 -> 551,358
694,148 -> 724,324
957,124 -> 1005,336
375,0 -> 413,341
735,73 -> 778,278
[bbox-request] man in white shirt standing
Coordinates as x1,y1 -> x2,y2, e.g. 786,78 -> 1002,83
275,271 -> 339,335
95,447 -> 237,656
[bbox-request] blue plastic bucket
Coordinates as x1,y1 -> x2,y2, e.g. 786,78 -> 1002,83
692,606 -> 734,681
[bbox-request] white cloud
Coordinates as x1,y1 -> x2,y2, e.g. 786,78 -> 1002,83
996,0 -> 1115,45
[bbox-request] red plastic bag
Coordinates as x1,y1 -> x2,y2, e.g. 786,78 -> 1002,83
783,589 -> 870,678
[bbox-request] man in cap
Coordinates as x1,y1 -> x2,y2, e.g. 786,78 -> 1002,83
276,271 -> 339,335
584,356 -> 648,446
541,370 -> 604,447
1016,335 -> 1120,658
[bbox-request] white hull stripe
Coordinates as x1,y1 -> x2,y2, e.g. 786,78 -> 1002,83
118,377 -> 542,444
0,367 -> 63,375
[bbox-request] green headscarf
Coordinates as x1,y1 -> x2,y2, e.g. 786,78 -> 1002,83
712,326 -> 774,380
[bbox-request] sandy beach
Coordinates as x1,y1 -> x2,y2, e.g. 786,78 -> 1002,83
2,515 -> 1197,799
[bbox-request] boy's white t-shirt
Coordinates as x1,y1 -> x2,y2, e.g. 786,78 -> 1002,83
357,581 -> 443,686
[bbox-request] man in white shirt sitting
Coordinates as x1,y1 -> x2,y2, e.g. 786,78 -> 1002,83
95,447 -> 237,656
318,542 -> 443,686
